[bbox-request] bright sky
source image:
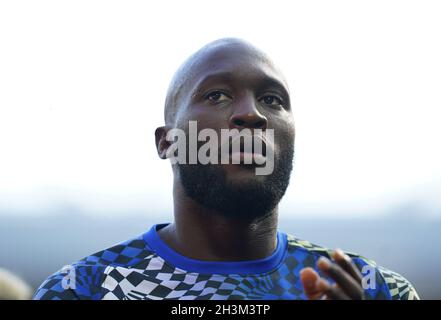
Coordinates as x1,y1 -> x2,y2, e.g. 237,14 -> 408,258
0,0 -> 440,217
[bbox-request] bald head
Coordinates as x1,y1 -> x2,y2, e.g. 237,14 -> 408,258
164,38 -> 287,126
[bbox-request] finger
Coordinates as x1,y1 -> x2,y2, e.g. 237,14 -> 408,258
332,249 -> 363,283
300,267 -> 328,300
317,257 -> 364,299
324,283 -> 351,300
312,278 -> 349,300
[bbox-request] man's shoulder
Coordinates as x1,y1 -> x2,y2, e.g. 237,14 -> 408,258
77,233 -> 154,268
283,233 -> 420,300
33,232 -> 156,300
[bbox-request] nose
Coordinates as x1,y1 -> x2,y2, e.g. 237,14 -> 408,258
229,96 -> 268,130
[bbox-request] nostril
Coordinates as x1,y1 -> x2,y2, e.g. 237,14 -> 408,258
233,119 -> 245,126
255,120 -> 266,128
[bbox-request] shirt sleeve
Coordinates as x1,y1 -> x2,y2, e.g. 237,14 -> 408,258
33,264 -> 107,300
350,254 -> 420,300
376,265 -> 420,300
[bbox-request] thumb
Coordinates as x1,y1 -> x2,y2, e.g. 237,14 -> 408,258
300,267 -> 328,300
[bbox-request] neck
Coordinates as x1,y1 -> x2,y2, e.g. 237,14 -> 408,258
157,181 -> 279,262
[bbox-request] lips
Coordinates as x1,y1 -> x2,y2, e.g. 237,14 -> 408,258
220,133 -> 272,165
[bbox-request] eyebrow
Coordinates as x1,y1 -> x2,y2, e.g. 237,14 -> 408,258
191,72 -> 236,96
191,71 -> 290,100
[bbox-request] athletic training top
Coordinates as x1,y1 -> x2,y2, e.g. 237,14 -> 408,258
33,223 -> 420,300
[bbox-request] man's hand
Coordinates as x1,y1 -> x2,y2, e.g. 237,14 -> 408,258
300,249 -> 365,300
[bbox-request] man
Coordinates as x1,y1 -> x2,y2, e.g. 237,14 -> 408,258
34,38 -> 419,300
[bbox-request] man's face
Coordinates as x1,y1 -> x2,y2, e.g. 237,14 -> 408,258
171,43 -> 295,219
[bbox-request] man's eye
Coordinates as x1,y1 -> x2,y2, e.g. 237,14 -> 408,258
205,91 -> 230,102
260,95 -> 283,107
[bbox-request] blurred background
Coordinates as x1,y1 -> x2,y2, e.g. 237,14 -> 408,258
0,0 -> 440,299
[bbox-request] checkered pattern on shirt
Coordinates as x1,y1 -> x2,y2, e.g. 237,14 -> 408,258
33,232 -> 420,300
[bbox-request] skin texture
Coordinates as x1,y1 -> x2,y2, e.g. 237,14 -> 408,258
154,38 -> 364,299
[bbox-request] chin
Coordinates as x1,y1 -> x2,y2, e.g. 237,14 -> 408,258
225,165 -> 267,186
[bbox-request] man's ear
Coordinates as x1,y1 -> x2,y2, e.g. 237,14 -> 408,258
155,126 -> 170,159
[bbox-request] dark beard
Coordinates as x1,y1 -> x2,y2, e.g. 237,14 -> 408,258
177,143 -> 294,220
